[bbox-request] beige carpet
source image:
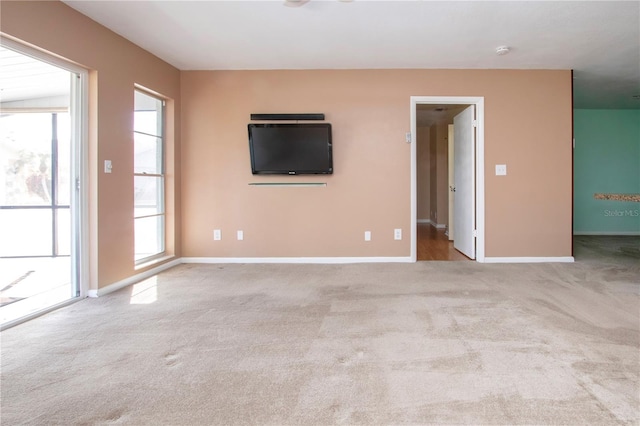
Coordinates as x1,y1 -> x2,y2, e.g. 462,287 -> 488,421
1,240 -> 639,425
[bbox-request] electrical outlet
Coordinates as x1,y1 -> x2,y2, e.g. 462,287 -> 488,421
213,229 -> 221,241
394,229 -> 402,240
496,164 -> 507,176
364,231 -> 371,241
237,230 -> 243,241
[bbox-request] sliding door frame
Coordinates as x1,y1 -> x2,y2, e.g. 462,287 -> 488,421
0,35 -> 89,328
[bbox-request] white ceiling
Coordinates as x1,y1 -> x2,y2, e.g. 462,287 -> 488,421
0,46 -> 70,105
40,1 -> 640,109
416,104 -> 467,127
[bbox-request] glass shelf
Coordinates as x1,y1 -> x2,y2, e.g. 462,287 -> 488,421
248,182 -> 327,187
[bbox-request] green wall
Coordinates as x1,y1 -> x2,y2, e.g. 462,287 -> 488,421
574,109 -> 640,234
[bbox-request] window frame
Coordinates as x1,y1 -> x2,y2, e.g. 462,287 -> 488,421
133,88 -> 166,264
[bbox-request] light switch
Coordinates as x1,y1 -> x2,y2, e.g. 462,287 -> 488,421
104,160 -> 112,174
364,231 -> 371,241
237,230 -> 243,241
495,164 -> 507,176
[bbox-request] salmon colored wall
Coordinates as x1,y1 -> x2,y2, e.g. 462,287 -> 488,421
416,127 -> 431,221
1,1 -> 182,289
182,69 -> 573,258
2,2 -> 573,264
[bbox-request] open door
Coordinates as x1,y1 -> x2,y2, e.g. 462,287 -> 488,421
453,105 -> 476,259
447,124 -> 454,241
0,41 -> 86,328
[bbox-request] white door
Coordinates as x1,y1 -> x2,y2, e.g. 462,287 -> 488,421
453,105 -> 475,259
447,124 -> 455,241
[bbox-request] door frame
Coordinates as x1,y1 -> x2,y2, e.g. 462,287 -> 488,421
410,96 -> 485,263
0,36 -> 90,326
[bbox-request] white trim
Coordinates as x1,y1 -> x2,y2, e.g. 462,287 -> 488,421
0,35 -> 87,75
410,101 -> 418,262
88,258 -> 181,298
416,219 -> 446,229
0,297 -> 81,331
181,257 -> 413,264
135,254 -> 176,271
416,220 -> 448,229
73,63 -> 90,299
133,89 -> 167,265
410,96 -> 485,263
475,99 -> 485,262
484,257 -> 575,263
25,250 -> 585,305
573,231 -> 640,236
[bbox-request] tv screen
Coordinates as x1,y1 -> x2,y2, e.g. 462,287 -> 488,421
248,123 -> 333,175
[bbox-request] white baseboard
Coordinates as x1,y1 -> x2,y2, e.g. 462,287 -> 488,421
87,253 -> 583,298
88,258 -> 182,297
181,256 -> 413,264
573,231 -> 640,236
417,219 -> 446,229
483,256 -> 575,263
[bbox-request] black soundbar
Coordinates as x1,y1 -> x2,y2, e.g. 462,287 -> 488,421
250,113 -> 325,121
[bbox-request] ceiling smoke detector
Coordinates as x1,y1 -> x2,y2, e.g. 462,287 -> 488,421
284,0 -> 310,7
495,46 -> 510,56
284,0 -> 351,7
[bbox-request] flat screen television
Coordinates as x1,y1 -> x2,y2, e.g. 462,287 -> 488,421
248,123 -> 333,175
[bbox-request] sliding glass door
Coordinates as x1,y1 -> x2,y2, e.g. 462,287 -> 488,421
0,43 -> 85,327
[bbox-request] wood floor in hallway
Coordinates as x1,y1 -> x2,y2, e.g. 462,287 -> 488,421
417,223 -> 470,261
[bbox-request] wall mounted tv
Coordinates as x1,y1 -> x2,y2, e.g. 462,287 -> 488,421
248,123 -> 333,175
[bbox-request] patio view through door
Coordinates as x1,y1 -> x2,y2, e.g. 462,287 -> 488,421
0,43 -> 84,327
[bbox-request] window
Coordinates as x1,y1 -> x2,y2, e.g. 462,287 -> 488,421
134,90 -> 164,262
0,112 -> 71,257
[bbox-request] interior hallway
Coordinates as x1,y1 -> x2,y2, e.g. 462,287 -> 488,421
417,223 -> 470,261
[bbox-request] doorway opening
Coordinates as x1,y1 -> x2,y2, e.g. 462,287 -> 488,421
0,38 -> 88,329
410,97 -> 485,263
